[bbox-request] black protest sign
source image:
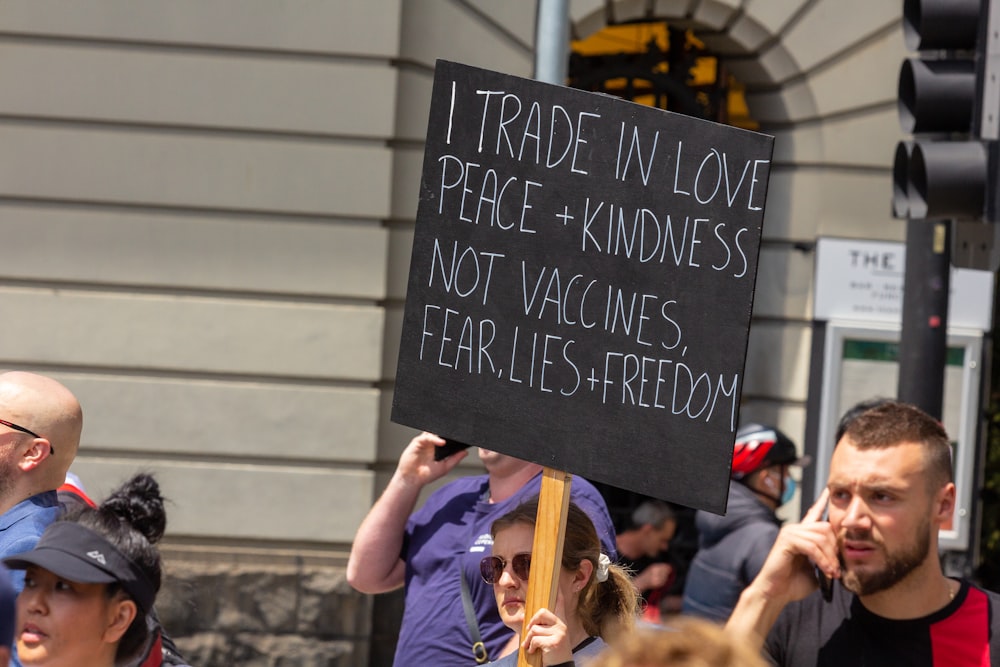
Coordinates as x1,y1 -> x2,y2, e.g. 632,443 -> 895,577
391,60 -> 773,513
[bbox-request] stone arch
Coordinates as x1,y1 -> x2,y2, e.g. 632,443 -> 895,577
566,0 -> 907,446
570,0 -> 820,128
569,0 -> 903,177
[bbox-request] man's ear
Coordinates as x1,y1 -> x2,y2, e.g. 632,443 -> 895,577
934,482 -> 956,527
18,438 -> 53,472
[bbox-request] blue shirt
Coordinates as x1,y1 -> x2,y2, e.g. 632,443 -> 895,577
0,490 -> 60,667
0,490 -> 61,591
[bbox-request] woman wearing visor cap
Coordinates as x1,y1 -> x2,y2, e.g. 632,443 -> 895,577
3,473 -> 164,667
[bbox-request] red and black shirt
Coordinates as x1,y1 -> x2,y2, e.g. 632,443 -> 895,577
766,579 -> 999,666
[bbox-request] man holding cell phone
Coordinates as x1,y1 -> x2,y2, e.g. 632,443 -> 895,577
346,431 -> 617,667
726,401 -> 1000,665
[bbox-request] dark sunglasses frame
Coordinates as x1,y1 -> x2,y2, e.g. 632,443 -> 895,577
0,418 -> 40,439
0,419 -> 50,454
480,552 -> 531,584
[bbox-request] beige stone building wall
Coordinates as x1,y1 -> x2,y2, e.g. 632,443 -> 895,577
0,0 -> 905,664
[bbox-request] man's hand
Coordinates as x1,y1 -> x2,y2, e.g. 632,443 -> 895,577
347,431 -> 468,593
394,431 -> 469,489
752,489 -> 839,604
725,489 -> 839,652
633,563 -> 673,592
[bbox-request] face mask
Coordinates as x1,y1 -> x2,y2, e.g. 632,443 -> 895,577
780,476 -> 796,505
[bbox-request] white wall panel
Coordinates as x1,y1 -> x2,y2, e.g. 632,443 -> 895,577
465,1 -> 536,47
0,125 -> 392,218
783,0 -> 898,76
387,226 -> 416,302
53,373 -> 378,462
382,305 -> 404,383
744,321 -> 812,401
395,69 -> 434,142
817,112 -> 899,168
770,126 -> 823,165
69,458 -> 374,543
752,245 -> 815,321
391,146 -> 424,220
398,0 -> 532,75
807,32 -> 903,118
768,111 -> 897,168
0,43 -> 397,138
0,288 -> 384,381
0,204 -> 387,300
1,0 -> 402,58
762,170 -> 901,242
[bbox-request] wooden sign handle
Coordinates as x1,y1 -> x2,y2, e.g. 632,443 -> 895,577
517,467 -> 572,667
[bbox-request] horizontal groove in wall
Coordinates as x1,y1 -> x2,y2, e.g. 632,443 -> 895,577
160,538 -> 352,566
0,114 -> 391,146
0,277 -> 385,307
0,31 -> 396,64
0,361 -> 380,390
0,195 -> 387,225
75,451 -> 373,471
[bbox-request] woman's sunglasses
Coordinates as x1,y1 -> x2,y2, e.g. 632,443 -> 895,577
479,552 -> 531,584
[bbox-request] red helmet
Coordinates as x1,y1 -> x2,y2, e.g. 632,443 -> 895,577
730,423 -> 809,480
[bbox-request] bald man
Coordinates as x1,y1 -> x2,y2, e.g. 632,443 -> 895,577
0,371 -> 82,591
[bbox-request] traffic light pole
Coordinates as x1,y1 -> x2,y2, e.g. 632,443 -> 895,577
897,219 -> 951,420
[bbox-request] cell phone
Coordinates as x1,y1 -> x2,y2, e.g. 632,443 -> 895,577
815,565 -> 834,602
814,503 -> 834,602
433,439 -> 470,461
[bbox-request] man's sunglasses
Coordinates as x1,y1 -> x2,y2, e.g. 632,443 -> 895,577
0,418 -> 40,439
480,552 -> 531,584
0,419 -> 49,453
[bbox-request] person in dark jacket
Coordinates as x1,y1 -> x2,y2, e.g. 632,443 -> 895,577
680,423 -> 809,622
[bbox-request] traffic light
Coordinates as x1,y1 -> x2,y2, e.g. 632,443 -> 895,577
892,0 -> 998,222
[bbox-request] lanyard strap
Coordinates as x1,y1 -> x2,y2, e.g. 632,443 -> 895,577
459,563 -> 489,664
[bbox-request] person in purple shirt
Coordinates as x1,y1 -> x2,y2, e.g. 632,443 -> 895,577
0,371 -> 82,592
347,432 -> 617,666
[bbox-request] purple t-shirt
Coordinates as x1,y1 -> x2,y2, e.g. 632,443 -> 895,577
392,472 -> 617,667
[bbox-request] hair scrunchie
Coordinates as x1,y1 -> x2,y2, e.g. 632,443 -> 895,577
595,553 -> 611,582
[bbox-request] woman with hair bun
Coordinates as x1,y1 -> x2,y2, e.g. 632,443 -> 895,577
482,497 -> 638,666
3,473 -> 166,667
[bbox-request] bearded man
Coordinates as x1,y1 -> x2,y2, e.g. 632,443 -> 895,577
726,400 -> 1000,666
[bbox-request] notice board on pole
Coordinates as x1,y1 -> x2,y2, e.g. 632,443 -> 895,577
391,61 -> 774,514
